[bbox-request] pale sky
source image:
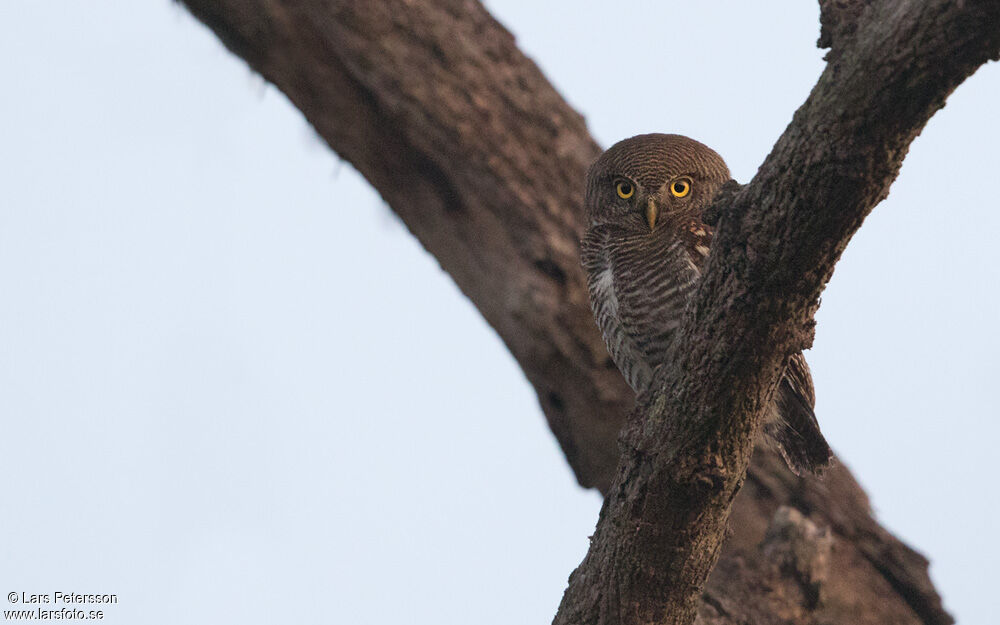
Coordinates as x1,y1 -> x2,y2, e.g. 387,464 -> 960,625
1,2 -> 997,624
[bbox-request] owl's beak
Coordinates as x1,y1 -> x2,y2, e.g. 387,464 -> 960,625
645,197 -> 659,230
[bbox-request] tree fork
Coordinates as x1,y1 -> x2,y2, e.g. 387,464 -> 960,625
177,1 -> 999,623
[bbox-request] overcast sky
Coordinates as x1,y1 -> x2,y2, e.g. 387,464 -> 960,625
1,2 -> 997,624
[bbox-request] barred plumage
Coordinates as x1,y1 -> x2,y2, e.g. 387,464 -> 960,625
582,134 -> 832,476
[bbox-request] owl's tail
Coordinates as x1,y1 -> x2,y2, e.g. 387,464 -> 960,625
764,378 -> 834,477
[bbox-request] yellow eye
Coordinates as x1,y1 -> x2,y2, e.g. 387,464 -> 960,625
615,180 -> 635,199
670,178 -> 691,198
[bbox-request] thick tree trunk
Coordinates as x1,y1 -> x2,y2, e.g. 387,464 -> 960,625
177,1 -> 998,623
555,2 -> 999,622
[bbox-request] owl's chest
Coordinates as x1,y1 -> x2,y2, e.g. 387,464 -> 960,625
608,235 -> 701,336
584,227 -> 703,392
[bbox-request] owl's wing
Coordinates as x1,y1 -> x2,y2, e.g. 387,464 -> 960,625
782,352 -> 816,407
766,352 -> 833,475
681,216 -> 714,271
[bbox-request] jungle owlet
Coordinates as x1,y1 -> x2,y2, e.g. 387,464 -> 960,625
581,133 -> 832,476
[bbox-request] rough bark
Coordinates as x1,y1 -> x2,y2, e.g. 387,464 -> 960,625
555,2 -> 1000,623
175,1 -> 999,624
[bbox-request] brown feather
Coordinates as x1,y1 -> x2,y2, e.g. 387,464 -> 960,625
583,133 -> 832,476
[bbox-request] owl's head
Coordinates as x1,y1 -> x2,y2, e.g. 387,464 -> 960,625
585,133 -> 731,231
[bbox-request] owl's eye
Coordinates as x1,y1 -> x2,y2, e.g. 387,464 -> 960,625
615,180 -> 635,199
670,178 -> 692,198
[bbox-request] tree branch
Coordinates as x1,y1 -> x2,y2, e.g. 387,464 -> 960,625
174,1 -> 997,623
181,0 -> 626,490
554,1 -> 1000,623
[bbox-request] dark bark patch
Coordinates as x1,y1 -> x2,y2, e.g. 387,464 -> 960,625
534,258 -> 567,286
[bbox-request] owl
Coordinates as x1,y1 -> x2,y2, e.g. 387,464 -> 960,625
581,133 -> 832,476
